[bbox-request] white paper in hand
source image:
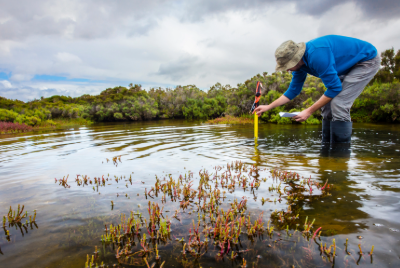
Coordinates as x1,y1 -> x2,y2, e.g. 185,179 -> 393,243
279,112 -> 300,118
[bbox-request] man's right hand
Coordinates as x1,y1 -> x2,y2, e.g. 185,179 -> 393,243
254,95 -> 291,116
254,105 -> 270,117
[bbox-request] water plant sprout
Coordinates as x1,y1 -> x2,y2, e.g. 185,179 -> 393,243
2,205 -> 38,248
64,161 -> 377,267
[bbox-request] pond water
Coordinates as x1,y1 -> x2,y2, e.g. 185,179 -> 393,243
0,120 -> 399,267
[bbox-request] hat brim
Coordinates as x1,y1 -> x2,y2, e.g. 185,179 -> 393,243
275,42 -> 306,72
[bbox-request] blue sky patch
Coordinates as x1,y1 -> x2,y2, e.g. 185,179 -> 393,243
0,72 -> 11,80
32,74 -> 93,83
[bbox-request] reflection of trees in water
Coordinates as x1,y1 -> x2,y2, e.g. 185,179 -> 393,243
299,147 -> 369,235
251,126 -> 372,235
200,123 -> 399,238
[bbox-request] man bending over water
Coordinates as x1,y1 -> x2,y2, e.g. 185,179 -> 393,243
254,35 -> 380,145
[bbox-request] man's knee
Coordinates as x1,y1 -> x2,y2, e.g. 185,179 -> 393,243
331,98 -> 351,122
321,103 -> 332,120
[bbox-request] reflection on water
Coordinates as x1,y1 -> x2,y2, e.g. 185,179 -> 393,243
0,120 -> 399,267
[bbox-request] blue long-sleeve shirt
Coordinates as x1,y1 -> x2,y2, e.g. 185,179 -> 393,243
283,35 -> 377,100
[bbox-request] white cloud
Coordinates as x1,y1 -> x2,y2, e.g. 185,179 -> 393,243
0,80 -> 116,101
55,52 -> 82,63
10,73 -> 34,82
0,0 -> 399,100
0,80 -> 12,88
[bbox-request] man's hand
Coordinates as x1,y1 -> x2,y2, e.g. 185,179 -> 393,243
293,109 -> 312,122
253,95 -> 291,116
254,105 -> 270,117
293,95 -> 333,122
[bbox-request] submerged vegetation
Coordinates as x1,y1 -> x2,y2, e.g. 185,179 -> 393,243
49,159 -> 377,267
0,48 -> 399,129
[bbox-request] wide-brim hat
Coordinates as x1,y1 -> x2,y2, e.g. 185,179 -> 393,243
275,40 -> 306,72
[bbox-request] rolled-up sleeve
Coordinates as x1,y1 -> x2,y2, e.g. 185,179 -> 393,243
284,69 -> 307,100
310,48 -> 342,98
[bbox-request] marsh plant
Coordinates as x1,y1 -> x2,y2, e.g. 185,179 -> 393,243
1,205 -> 38,254
58,161 -> 376,267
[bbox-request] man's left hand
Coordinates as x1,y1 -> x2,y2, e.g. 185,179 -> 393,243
293,109 -> 312,122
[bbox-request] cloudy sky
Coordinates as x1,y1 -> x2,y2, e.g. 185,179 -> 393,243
0,0 -> 399,101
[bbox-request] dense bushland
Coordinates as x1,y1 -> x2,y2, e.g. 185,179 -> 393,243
0,48 -> 399,126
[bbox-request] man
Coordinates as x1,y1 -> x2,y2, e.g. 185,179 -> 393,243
254,35 -> 380,144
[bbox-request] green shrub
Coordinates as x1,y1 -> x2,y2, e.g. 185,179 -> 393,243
304,87 -> 316,95
14,115 -> 41,126
0,108 -> 19,122
301,115 -> 321,125
114,113 -> 124,120
225,105 -> 241,116
302,98 -> 314,108
45,120 -> 58,126
352,81 -> 400,122
269,113 -> 292,124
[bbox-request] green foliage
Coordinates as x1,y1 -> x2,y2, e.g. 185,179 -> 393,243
370,47 -> 400,84
14,115 -> 42,126
0,109 -> 42,126
182,96 -> 226,120
302,115 -> 321,125
225,105 -> 241,116
114,112 -> 124,120
352,81 -> 400,122
0,108 -> 19,122
317,83 -> 326,90
0,70 -> 327,124
302,98 -> 314,109
269,113 -> 293,124
0,49 -> 399,125
304,87 -> 316,95
45,120 -> 57,126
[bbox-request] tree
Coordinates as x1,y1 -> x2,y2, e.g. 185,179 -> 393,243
371,48 -> 400,83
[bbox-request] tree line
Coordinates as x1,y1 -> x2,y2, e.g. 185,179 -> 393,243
1,48 -> 399,126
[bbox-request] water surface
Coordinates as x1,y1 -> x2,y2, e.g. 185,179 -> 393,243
0,120 -> 399,267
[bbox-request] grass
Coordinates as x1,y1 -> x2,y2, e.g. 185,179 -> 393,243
206,115 -> 254,125
36,118 -> 93,129
0,118 -> 93,135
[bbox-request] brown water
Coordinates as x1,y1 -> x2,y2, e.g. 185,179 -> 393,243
0,120 -> 399,267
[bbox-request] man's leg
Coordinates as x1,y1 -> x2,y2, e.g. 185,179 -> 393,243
321,102 -> 332,143
330,55 -> 381,143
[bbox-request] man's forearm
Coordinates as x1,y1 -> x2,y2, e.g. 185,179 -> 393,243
254,95 -> 291,116
268,95 -> 291,109
307,95 -> 332,113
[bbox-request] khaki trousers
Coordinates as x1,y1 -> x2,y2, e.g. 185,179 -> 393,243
321,55 -> 381,122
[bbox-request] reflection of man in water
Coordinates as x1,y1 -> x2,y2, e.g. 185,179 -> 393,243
254,35 -> 380,145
